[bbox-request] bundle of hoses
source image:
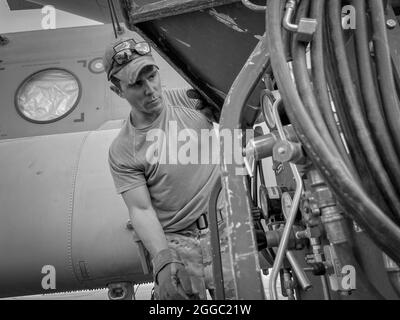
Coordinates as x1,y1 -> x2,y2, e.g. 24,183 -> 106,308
266,0 -> 400,269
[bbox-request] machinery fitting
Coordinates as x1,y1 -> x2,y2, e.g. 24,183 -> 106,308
308,170 -> 336,209
286,250 -> 312,291
107,282 -> 134,300
304,262 -> 326,276
386,19 -> 397,29
281,269 -> 296,299
245,125 -> 297,161
265,225 -> 306,250
300,195 -> 321,227
321,206 -> 350,245
273,140 -> 308,164
323,245 -> 356,295
283,0 -> 317,43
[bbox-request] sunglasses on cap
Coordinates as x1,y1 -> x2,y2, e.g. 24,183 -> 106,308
112,40 -> 151,65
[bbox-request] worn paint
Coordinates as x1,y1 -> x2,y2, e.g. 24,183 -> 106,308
173,37 -> 191,48
235,251 -> 257,261
208,9 -> 248,33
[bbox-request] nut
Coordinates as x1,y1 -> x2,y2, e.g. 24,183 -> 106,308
387,19 -> 397,29
297,18 -> 318,43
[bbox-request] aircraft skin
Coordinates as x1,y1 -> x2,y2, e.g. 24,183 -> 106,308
0,23 -> 188,298
8,0 -> 117,23
0,24 -> 188,140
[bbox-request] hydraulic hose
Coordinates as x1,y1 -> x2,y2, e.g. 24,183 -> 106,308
328,0 -> 400,223
266,0 -> 400,265
368,0 -> 400,158
320,12 -> 397,226
291,1 -> 387,296
309,0 -> 352,167
351,0 -> 400,197
291,0 -> 352,177
322,15 -> 365,184
323,1 -> 396,223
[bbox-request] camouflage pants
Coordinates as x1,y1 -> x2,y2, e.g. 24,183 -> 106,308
154,221 -> 235,300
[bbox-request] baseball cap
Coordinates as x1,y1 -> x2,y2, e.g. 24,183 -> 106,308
103,37 -> 158,83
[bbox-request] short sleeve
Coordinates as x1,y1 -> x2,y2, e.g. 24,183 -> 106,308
164,88 -> 220,123
164,88 -> 199,110
108,143 -> 147,194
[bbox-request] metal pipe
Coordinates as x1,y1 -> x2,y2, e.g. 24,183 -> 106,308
269,98 -> 304,300
286,251 -> 312,291
283,0 -> 299,32
320,275 -> 331,300
241,0 -> 266,11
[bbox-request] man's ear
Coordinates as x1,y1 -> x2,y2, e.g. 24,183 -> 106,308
110,85 -> 124,98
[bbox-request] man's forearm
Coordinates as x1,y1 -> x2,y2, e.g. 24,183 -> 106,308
129,207 -> 169,258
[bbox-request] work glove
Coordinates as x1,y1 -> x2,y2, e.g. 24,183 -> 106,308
152,248 -> 193,300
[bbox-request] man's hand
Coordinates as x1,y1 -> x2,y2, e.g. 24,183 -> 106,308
153,248 -> 194,300
186,89 -> 221,123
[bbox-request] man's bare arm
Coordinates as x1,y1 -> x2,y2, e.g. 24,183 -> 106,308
121,185 -> 193,299
121,185 -> 168,258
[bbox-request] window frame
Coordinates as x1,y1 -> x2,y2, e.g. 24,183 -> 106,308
14,67 -> 82,124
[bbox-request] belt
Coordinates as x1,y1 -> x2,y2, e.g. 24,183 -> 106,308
186,211 -> 223,232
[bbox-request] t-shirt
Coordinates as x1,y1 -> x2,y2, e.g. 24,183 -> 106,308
109,88 -> 220,233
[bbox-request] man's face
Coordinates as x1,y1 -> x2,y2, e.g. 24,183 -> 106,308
118,65 -> 163,117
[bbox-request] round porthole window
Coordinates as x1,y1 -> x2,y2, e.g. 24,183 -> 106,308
15,68 -> 81,123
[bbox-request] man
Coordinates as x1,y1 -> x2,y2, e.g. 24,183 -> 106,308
103,37 -> 230,300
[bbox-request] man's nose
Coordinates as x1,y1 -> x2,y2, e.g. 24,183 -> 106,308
144,81 -> 156,95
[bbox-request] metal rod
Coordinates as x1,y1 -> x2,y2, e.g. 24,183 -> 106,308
269,98 -> 304,300
107,0 -> 118,38
320,275 -> 331,300
286,251 -> 312,291
208,179 -> 225,300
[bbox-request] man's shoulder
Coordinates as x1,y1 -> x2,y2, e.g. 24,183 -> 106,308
164,88 -> 198,109
166,104 -> 211,129
109,120 -> 133,157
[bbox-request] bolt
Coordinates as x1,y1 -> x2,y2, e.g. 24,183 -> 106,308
0,35 -> 9,46
277,147 -> 287,155
387,19 -> 397,29
126,220 -> 134,230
